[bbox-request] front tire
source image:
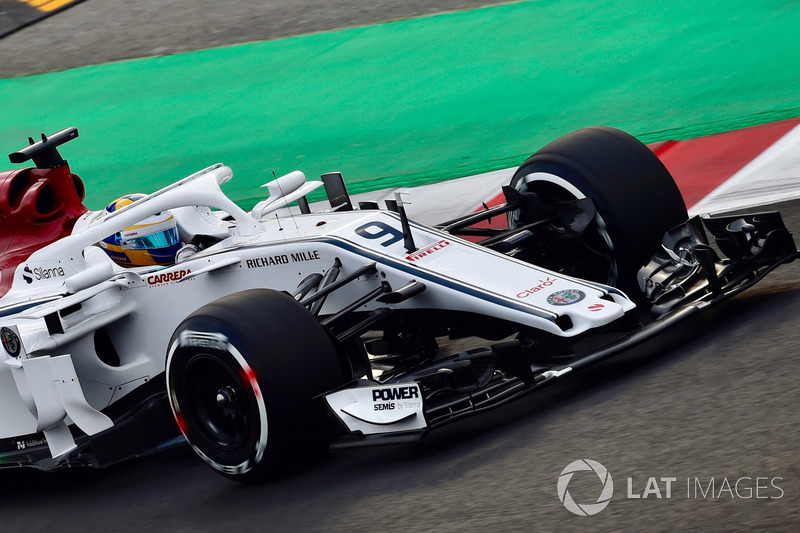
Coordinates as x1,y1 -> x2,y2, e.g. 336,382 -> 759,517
508,127 -> 688,298
166,289 -> 348,482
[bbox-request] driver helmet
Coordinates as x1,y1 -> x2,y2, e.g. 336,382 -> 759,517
99,194 -> 181,267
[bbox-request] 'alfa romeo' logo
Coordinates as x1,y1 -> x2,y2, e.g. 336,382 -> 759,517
1,327 -> 21,357
557,459 -> 614,516
547,289 -> 586,306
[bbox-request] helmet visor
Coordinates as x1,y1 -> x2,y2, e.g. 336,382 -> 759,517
122,227 -> 180,250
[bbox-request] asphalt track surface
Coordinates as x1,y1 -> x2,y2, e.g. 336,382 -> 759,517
1,2 -> 800,531
0,0 -> 509,77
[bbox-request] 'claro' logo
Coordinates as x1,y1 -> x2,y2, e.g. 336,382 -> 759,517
147,269 -> 191,286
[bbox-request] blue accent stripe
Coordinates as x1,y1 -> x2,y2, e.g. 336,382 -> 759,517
308,235 -> 559,322
0,298 -> 60,318
221,231 -> 559,322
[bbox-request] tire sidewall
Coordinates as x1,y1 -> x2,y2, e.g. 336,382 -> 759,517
166,289 -> 347,480
508,127 -> 688,294
167,326 -> 269,477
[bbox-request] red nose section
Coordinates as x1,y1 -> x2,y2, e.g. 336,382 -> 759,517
0,164 -> 89,298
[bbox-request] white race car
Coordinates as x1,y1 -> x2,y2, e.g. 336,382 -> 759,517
0,127 -> 795,481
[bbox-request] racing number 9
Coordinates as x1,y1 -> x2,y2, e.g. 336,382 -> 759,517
355,221 -> 403,247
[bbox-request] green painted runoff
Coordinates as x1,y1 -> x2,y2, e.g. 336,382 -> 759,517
2,0 -> 800,210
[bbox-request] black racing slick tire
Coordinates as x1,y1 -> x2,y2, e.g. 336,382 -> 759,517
166,289 -> 348,482
508,126 -> 688,299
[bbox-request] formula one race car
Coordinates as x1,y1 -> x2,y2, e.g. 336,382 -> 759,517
0,127 -> 796,481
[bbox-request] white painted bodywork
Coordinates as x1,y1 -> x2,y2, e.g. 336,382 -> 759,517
0,163 -> 635,459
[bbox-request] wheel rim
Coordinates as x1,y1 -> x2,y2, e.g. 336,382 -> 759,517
512,171 -> 618,285
182,354 -> 252,449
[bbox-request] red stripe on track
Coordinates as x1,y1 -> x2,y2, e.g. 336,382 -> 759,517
478,118 -> 800,215
654,118 -> 800,208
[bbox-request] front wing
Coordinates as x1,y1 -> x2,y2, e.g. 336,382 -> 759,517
322,210 -> 798,448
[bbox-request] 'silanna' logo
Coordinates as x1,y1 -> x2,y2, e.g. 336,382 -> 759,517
557,459 -> 614,516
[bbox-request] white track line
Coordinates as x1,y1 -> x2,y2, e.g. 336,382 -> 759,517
690,123 -> 800,215
320,168 -> 514,225
317,125 -> 800,224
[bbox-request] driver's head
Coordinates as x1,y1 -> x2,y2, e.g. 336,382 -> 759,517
99,194 -> 181,267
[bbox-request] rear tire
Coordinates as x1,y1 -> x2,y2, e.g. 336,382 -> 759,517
509,127 -> 687,298
166,289 -> 347,482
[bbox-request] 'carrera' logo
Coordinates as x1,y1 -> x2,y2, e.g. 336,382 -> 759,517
372,386 -> 420,402
22,265 -> 65,283
147,269 -> 191,285
406,240 -> 450,261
